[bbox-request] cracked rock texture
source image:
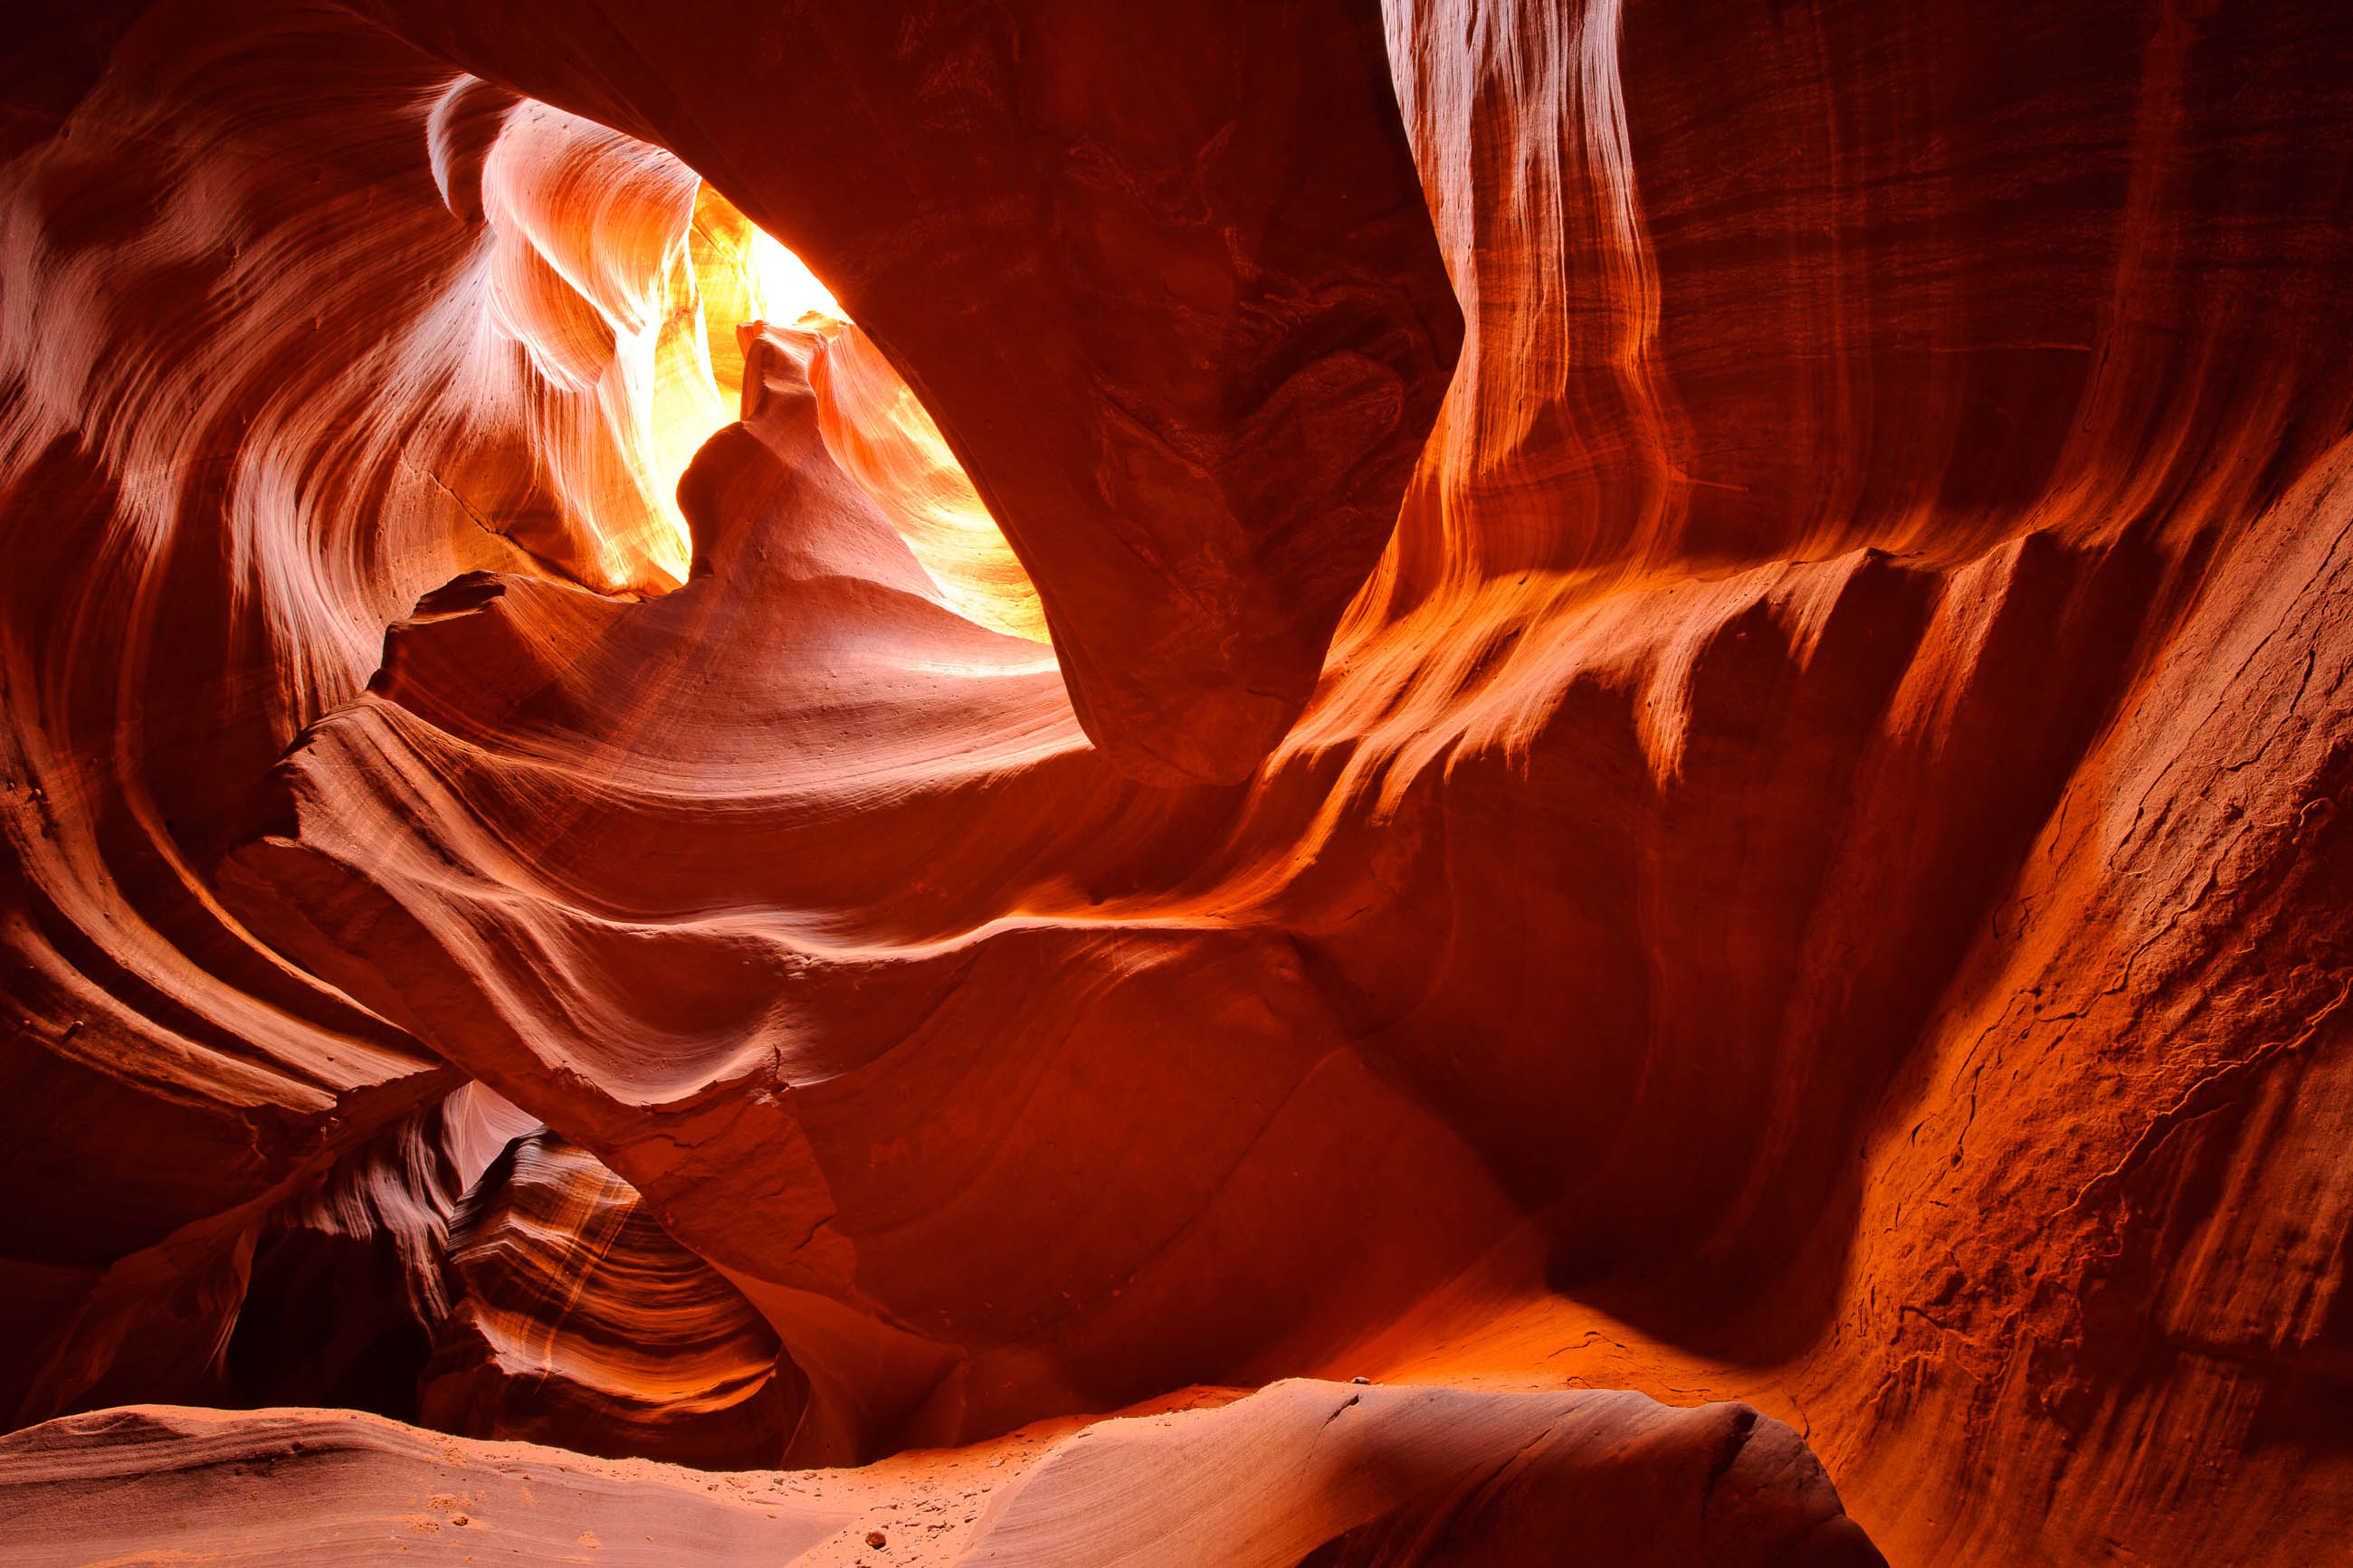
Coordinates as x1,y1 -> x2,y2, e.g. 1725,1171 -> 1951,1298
3,0 -> 2350,1563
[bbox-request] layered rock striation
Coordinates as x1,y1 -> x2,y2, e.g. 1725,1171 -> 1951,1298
3,0 -> 2350,1563
420,1128 -> 807,1468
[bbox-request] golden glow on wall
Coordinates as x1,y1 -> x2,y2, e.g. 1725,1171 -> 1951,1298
748,226 -> 845,326
473,106 -> 1038,638
680,185 -> 1047,642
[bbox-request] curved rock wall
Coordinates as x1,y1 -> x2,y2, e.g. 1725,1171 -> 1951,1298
3,0 -> 2350,1563
420,1128 -> 806,1469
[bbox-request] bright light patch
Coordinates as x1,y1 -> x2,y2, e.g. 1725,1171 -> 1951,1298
747,226 -> 843,325
669,183 -> 1045,641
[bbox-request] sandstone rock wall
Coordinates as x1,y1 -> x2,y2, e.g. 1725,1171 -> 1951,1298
3,1 -> 2348,1562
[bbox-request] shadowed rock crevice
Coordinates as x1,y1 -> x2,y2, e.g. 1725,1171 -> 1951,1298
419,1128 -> 810,1470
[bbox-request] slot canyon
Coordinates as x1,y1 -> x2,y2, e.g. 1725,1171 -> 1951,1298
2,1 -> 2348,1563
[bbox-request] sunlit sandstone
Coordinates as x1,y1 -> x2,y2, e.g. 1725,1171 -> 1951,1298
4,1 -> 2350,1563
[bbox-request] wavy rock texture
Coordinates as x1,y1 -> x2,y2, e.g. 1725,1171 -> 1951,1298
2,0 -> 2350,1563
0,1403 -> 853,1567
0,1382 -> 1878,1567
227,1081 -> 538,1419
421,1128 -> 807,1468
343,0 -> 1464,784
0,0 -> 797,1430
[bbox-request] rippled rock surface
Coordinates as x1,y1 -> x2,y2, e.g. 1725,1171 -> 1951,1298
420,1129 -> 807,1469
0,1383 -> 1880,1567
5,0 -> 2351,1563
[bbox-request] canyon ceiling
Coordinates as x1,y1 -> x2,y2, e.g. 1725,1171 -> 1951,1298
2,1 -> 2350,1563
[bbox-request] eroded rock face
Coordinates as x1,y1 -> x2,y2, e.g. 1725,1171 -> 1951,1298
347,0 -> 1464,784
420,1129 -> 807,1469
0,0 -> 740,1430
227,1083 -> 537,1421
2,0 -> 2350,1563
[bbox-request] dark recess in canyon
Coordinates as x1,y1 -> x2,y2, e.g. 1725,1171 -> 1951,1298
2,0 -> 2349,1563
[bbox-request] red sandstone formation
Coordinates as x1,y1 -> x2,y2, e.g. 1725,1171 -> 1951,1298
3,0 -> 2351,1563
420,1129 -> 807,1468
342,0 -> 1464,784
228,1082 -> 537,1418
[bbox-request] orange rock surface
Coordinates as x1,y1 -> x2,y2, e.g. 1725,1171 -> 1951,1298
4,0 -> 2351,1563
2,1384 -> 1877,1567
419,1128 -> 807,1469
